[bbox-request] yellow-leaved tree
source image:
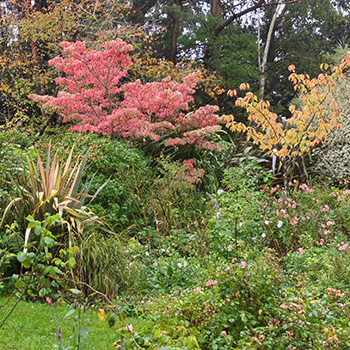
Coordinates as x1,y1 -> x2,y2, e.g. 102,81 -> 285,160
226,57 -> 350,186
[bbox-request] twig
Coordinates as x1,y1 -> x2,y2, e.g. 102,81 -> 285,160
0,287 -> 27,331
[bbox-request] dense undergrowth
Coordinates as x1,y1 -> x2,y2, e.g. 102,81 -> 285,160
1,129 -> 350,349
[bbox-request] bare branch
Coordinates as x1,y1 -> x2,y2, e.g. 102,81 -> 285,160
213,0 -> 305,37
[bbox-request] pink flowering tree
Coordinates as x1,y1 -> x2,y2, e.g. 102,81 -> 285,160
29,40 -> 224,158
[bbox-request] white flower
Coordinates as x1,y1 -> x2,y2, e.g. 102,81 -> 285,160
153,262 -> 157,266
159,248 -> 165,253
215,211 -> 221,220
177,263 -> 182,268
239,222 -> 243,227
217,189 -> 225,195
277,221 -> 283,228
264,220 -> 270,226
261,233 -> 266,238
273,148 -> 278,153
145,251 -> 149,256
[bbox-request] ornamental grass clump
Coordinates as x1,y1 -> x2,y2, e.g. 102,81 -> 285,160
1,142 -> 107,256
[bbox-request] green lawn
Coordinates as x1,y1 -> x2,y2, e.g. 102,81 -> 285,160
0,296 -> 140,349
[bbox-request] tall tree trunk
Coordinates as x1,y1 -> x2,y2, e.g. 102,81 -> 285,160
259,3 -> 283,99
169,15 -> 179,64
210,0 -> 222,17
169,0 -> 182,64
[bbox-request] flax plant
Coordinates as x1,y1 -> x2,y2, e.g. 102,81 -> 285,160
1,142 -> 107,250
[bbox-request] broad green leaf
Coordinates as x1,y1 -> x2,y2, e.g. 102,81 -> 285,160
22,256 -> 32,269
64,309 -> 76,319
69,288 -> 81,295
53,266 -> 64,275
40,236 -> 55,248
34,225 -> 42,235
17,252 -> 26,262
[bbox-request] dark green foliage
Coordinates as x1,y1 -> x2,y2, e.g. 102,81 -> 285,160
36,131 -> 155,231
264,0 -> 348,113
118,247 -> 350,349
207,161 -> 265,261
0,131 -> 35,209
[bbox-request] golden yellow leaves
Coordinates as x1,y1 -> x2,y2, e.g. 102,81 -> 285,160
227,89 -> 237,97
239,83 -> 250,90
226,56 -> 350,168
320,63 -> 329,71
97,308 -> 105,321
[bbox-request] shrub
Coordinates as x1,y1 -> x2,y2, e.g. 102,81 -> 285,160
117,248 -> 350,349
206,161 -> 265,261
36,131 -> 155,231
29,40 -> 225,159
0,131 -> 35,210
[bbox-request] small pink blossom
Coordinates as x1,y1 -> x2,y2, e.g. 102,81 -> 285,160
320,205 -> 330,212
271,185 -> 279,192
125,324 -> 134,333
317,239 -> 325,246
206,279 -> 218,287
337,242 -> 350,251
297,247 -> 304,255
240,261 -> 247,269
46,297 -> 52,304
299,184 -> 314,193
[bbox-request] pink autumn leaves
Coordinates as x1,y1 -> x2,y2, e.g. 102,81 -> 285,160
30,40 -> 224,151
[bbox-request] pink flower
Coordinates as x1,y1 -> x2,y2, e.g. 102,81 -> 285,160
271,185 -> 279,192
206,279 -> 218,287
240,261 -> 247,269
46,297 -> 52,304
297,247 -> 304,255
125,324 -> 134,333
337,242 -> 350,251
320,205 -> 330,211
317,239 -> 325,246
